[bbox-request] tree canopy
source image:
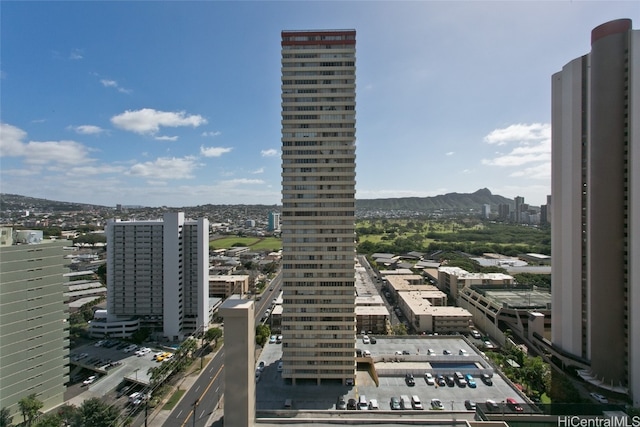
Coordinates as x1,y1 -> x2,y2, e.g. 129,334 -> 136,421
18,394 -> 42,426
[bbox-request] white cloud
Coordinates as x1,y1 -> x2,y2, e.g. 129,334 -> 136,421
111,108 -> 207,135
67,125 -> 106,135
25,141 -> 92,165
481,121 -> 551,180
221,178 -> 264,185
69,49 -> 84,60
509,162 -> 550,180
154,135 -> 179,141
66,165 -> 126,176
251,167 -> 264,174
127,156 -> 198,180
445,151 -> 454,156
99,78 -> 131,94
200,146 -> 232,157
100,79 -> 117,88
1,168 -> 40,177
202,131 -> 221,137
0,123 -> 28,155
483,123 -> 550,145
482,134 -> 551,167
261,148 -> 278,157
0,123 -> 91,165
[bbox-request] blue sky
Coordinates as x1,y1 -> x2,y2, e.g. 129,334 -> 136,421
1,1 -> 638,207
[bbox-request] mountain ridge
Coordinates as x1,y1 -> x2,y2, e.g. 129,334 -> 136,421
0,188 -> 522,212
355,188 -> 518,211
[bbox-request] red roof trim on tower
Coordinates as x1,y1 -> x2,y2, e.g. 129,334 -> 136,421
591,19 -> 632,45
281,30 -> 356,47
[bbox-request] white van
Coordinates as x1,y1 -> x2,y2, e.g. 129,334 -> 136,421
358,395 -> 368,410
400,395 -> 411,410
411,395 -> 423,410
368,398 -> 379,410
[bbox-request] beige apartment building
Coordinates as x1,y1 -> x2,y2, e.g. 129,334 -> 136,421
396,291 -> 472,334
551,19 -> 640,405
384,274 -> 472,333
208,274 -> 249,299
437,266 -> 514,300
280,29 -> 357,385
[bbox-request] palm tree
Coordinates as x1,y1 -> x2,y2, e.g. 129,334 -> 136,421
18,394 -> 42,427
0,407 -> 13,427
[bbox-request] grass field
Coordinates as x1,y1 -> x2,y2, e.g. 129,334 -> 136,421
209,236 -> 281,252
162,389 -> 185,410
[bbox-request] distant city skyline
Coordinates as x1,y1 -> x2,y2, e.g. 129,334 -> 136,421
1,1 -> 638,207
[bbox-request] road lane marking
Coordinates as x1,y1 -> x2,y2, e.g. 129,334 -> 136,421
179,364 -> 224,427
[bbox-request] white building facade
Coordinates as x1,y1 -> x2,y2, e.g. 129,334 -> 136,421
280,29 -> 358,385
103,212 -> 209,341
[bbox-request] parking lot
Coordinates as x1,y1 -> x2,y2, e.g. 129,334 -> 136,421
67,340 -> 172,401
256,335 -> 527,413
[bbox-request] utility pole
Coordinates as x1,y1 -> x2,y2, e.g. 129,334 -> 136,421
192,398 -> 199,427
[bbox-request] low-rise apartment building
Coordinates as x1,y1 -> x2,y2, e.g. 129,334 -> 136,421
208,274 -> 249,299
396,291 -> 472,333
437,266 -> 514,300
384,274 -> 472,334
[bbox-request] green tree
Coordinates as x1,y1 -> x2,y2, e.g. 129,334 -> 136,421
147,365 -> 165,388
32,412 -> 62,427
549,369 -> 582,403
130,327 -> 151,344
172,338 -> 197,373
0,407 -> 13,427
96,264 -> 106,285
522,356 -> 550,396
391,324 -> 407,335
356,240 -> 376,254
204,327 -> 223,349
55,404 -> 77,425
71,398 -> 119,427
255,324 -> 271,346
73,234 -> 107,245
18,394 -> 43,426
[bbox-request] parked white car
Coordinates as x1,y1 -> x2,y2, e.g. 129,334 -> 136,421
82,375 -> 97,386
424,372 -> 435,385
590,392 -> 609,404
135,347 -> 151,357
123,344 -> 138,353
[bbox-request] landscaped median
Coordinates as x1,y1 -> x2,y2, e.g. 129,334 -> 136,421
162,388 -> 186,410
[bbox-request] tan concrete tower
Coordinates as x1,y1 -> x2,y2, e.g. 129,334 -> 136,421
220,298 -> 255,426
280,30 -> 358,385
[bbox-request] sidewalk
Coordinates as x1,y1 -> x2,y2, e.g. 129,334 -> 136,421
147,344 -> 223,426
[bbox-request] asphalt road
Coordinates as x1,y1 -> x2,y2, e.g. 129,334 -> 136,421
161,353 -> 225,427
146,272 -> 283,427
